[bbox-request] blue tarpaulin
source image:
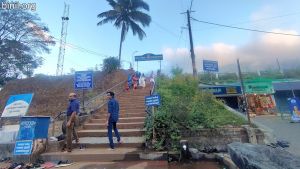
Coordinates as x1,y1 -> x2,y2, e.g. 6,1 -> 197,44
273,81 -> 300,91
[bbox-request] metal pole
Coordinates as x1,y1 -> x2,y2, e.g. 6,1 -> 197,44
82,90 -> 85,113
160,60 -> 161,73
237,59 -> 251,125
152,106 -> 156,143
292,89 -> 296,98
186,10 -> 197,77
137,61 -> 139,71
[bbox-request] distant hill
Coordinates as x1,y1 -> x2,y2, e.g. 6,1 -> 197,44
0,70 -> 129,117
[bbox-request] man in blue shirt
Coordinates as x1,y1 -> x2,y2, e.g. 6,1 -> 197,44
106,91 -> 123,149
62,92 -> 79,152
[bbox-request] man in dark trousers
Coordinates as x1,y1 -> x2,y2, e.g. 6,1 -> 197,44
106,91 -> 123,150
62,92 -> 79,152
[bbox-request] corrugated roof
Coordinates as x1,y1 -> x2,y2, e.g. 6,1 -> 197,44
273,81 -> 300,91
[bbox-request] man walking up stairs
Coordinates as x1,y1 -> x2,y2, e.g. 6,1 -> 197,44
42,85 -> 151,162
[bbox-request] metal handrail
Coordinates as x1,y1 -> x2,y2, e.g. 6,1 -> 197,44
51,79 -> 127,136
84,79 -> 127,113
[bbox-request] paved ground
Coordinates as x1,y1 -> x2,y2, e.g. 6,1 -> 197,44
253,115 -> 300,156
0,161 -> 223,169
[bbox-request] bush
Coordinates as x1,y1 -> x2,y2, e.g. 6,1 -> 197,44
146,74 -> 247,151
102,57 -> 120,73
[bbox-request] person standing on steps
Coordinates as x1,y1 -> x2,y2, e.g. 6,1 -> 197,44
106,91 -> 123,150
139,73 -> 146,88
62,93 -> 79,152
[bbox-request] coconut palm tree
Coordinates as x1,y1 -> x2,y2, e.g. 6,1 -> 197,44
97,0 -> 151,61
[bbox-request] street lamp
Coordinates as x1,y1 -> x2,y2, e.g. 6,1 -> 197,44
132,51 -> 139,70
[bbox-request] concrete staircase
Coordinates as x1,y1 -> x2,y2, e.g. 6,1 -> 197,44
42,86 -> 150,162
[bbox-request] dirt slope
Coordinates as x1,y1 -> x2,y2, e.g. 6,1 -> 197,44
0,70 -> 129,117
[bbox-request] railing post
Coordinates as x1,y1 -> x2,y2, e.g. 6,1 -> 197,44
51,119 -> 55,136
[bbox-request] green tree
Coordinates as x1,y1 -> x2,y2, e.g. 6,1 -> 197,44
0,4 -> 55,86
171,66 -> 183,77
97,0 -> 151,61
102,57 -> 121,73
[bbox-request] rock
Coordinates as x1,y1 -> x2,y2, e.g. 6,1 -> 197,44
228,142 -> 300,169
139,152 -> 164,160
204,153 -> 216,160
189,148 -> 200,160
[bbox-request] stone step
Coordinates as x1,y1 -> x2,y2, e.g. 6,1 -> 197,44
83,122 -> 144,129
97,109 -> 146,113
47,137 -> 145,152
77,129 -> 145,137
118,102 -> 145,105
41,148 -> 142,162
89,117 -> 145,124
94,113 -> 146,119
76,137 -> 144,148
119,105 -> 146,108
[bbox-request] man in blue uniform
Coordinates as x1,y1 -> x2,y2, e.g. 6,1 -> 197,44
62,92 -> 79,152
106,91 -> 123,149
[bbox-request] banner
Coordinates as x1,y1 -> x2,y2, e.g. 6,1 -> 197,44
14,140 -> 33,155
17,116 -> 50,140
1,93 -> 34,117
135,53 -> 163,61
288,97 -> 300,122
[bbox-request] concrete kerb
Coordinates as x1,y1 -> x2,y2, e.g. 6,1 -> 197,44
225,105 -> 277,145
139,150 -> 239,169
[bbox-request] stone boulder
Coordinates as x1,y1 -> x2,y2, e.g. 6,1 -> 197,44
228,142 -> 300,169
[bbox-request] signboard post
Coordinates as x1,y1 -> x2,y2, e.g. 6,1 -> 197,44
74,71 -> 93,112
14,140 -> 33,155
145,95 -> 161,107
14,116 -> 50,161
1,93 -> 34,118
145,94 -> 161,143
203,60 -> 219,72
203,60 -> 219,82
134,53 -> 163,72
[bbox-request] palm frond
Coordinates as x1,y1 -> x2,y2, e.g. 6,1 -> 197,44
97,17 -> 116,26
129,11 -> 151,27
107,0 -> 117,8
128,19 -> 146,40
130,0 -> 149,11
97,10 -> 119,19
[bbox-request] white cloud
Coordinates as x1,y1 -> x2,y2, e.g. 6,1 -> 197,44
162,29 -> 300,74
250,6 -> 275,22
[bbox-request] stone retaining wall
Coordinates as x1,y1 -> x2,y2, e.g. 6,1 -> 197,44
181,127 -> 264,152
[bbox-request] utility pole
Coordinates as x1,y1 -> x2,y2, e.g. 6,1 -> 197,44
56,3 -> 70,76
237,59 -> 251,125
276,58 -> 284,74
182,10 -> 197,78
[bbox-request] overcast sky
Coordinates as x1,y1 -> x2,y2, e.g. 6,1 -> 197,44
17,0 -> 300,75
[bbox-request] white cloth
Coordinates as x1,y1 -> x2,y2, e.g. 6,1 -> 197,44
139,77 -> 146,88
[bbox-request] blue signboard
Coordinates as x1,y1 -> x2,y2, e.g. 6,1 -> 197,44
203,60 -> 219,72
1,93 -> 34,117
135,53 -> 163,61
17,116 -> 50,140
14,140 -> 33,155
145,95 -> 161,106
74,71 -> 93,90
202,86 -> 242,96
288,97 -> 300,122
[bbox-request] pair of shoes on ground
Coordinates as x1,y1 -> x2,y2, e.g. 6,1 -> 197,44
61,145 -> 72,152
